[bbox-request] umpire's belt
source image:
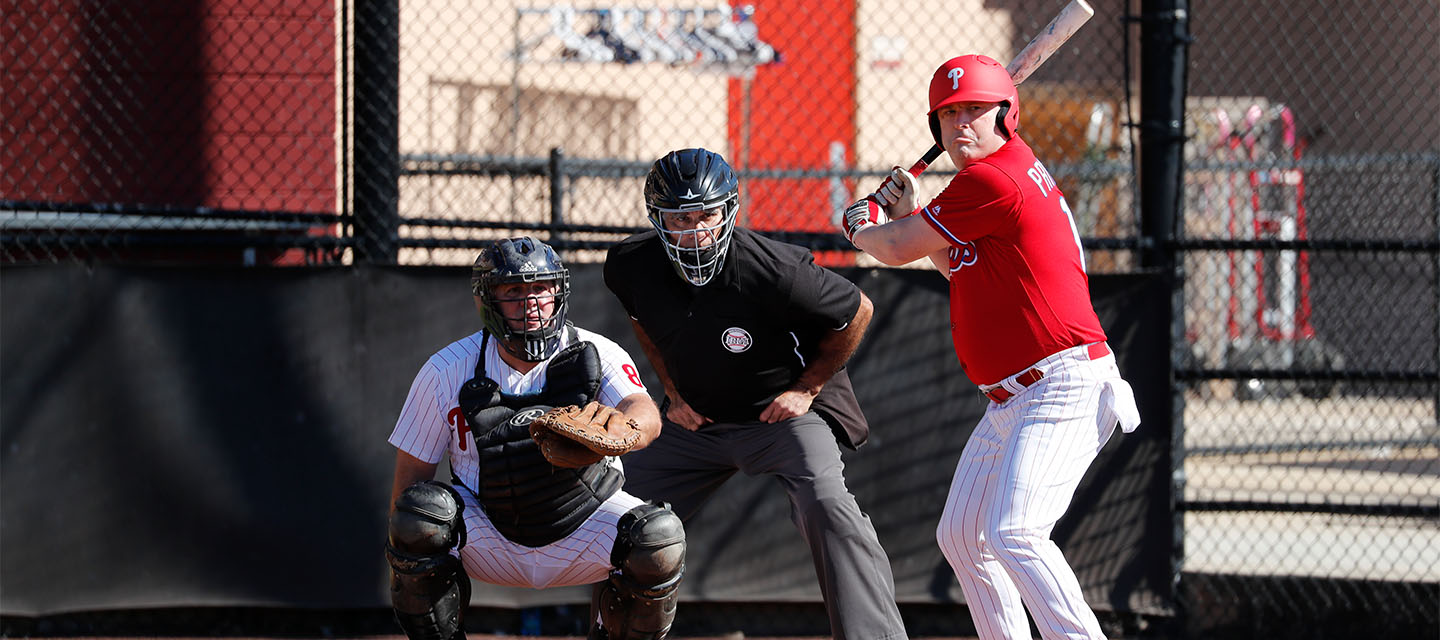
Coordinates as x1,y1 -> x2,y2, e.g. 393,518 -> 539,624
981,342 -> 1111,404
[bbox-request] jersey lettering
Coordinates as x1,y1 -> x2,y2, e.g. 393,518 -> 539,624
1026,159 -> 1085,270
447,406 -> 470,451
1027,159 -> 1058,197
1059,196 -> 1086,272
622,363 -> 645,388
948,240 -> 978,273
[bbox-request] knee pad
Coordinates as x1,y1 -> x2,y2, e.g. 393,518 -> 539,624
388,482 -> 470,640
389,553 -> 470,640
595,502 -> 686,640
390,481 -> 467,555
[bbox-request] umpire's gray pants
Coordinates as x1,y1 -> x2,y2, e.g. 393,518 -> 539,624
620,411 -> 908,640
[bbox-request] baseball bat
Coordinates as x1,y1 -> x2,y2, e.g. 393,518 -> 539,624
874,0 -> 1095,195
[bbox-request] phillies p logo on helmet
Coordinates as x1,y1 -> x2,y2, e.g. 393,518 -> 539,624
927,54 -> 1020,143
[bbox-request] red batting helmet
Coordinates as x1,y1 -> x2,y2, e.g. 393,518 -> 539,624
927,54 -> 1019,145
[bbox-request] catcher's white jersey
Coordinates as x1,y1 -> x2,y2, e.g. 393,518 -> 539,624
389,326 -> 648,480
388,326 -> 650,587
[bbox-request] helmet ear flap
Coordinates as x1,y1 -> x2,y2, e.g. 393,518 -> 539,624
995,102 -> 1013,139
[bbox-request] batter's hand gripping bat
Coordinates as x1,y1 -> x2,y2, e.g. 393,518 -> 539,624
870,0 -> 1095,200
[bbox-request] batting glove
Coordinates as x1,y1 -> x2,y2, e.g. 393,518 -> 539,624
841,198 -> 884,244
872,167 -> 921,219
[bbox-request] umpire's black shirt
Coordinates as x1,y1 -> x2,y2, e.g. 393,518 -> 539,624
604,227 -> 871,448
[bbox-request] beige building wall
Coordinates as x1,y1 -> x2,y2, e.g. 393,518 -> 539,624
399,2 -> 732,160
853,0 -> 1012,175
395,1 -> 740,264
386,1 -> 1127,265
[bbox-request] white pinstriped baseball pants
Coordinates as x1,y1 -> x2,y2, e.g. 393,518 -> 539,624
453,476 -> 644,588
937,344 -> 1139,640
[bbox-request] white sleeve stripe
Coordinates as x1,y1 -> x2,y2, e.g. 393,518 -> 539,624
922,206 -> 966,246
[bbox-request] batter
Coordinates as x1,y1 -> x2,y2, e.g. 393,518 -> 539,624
840,55 -> 1141,640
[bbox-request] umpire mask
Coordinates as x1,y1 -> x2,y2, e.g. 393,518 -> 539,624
644,148 -> 740,287
471,237 -> 571,362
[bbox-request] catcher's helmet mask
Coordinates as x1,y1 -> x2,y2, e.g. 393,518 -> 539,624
644,148 -> 740,287
927,54 -> 1018,147
471,236 -> 571,362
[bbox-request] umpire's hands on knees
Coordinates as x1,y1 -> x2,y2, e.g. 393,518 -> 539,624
665,395 -> 713,431
759,389 -> 815,424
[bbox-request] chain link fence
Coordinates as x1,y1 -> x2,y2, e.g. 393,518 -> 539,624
3,0 -> 1438,636
1176,0 -> 1439,634
3,0 -> 344,265
384,0 -> 1137,271
3,0 -> 1139,270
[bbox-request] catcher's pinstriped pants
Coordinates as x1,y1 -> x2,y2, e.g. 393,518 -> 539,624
452,480 -> 644,588
620,411 -> 908,640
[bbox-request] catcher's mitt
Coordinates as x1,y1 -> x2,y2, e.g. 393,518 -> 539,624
528,401 -> 642,468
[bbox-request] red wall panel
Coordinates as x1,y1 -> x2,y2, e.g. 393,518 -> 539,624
727,0 -> 856,235
2,1 -> 336,218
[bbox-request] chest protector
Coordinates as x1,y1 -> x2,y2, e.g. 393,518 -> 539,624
453,328 -> 623,548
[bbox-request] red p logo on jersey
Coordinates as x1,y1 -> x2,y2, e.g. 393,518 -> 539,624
447,407 -> 471,450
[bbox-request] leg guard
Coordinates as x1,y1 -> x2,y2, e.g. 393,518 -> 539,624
388,481 -> 470,640
594,502 -> 686,640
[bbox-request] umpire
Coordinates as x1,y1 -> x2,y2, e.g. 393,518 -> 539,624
604,148 -> 908,640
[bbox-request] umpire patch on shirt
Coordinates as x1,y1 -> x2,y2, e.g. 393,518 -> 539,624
721,327 -> 753,353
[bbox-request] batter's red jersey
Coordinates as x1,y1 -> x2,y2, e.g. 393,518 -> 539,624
920,136 -> 1107,385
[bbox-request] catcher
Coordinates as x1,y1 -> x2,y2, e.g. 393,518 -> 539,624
386,236 -> 685,640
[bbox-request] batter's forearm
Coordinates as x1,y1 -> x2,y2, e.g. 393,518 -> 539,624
927,248 -> 951,279
852,225 -> 915,266
854,214 -> 952,267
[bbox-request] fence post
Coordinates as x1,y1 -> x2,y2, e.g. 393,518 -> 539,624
1138,0 -> 1190,622
1139,0 -> 1188,273
352,0 -> 401,264
550,147 -> 566,249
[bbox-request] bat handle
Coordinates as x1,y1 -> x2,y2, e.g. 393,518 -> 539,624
866,145 -> 944,204
911,145 -> 944,176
